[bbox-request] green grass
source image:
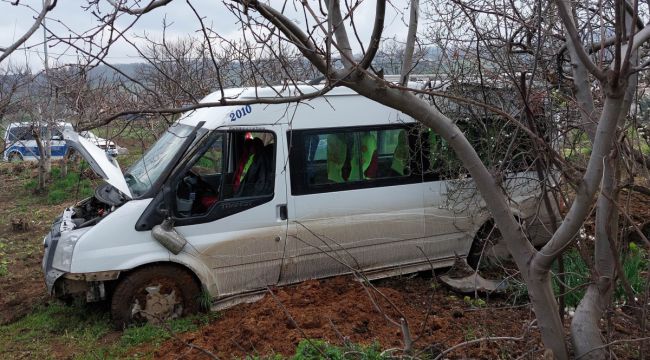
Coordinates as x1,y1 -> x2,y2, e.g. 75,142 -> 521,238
22,165 -> 95,204
0,241 -> 7,277
292,339 -> 385,360
119,313 -> 215,348
552,249 -> 590,308
617,242 -> 649,301
553,245 -> 649,308
0,302 -> 112,358
0,301 -> 218,359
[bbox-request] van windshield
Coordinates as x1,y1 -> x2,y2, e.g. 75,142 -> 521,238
125,124 -> 196,197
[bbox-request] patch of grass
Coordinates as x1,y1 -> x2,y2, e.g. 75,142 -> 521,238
17,165 -> 96,204
617,242 -> 649,300
120,314 -> 207,347
0,302 -> 112,356
46,165 -> 94,204
0,301 -> 217,359
0,259 -> 8,277
553,249 -> 590,309
292,339 -> 384,360
23,178 -> 38,191
463,295 -> 486,308
553,245 -> 649,308
0,241 -> 7,277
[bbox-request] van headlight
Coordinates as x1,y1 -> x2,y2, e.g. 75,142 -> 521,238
52,231 -> 82,272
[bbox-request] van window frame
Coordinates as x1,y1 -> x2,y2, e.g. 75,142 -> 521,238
135,129 -> 277,230
287,124 -> 425,196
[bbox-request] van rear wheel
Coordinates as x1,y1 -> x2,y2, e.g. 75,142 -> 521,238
110,265 -> 201,329
467,222 -> 506,271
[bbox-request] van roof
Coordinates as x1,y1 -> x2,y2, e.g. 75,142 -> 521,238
177,84 -> 416,130
7,121 -> 72,129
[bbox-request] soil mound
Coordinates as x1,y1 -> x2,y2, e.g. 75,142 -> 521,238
153,276 -> 540,358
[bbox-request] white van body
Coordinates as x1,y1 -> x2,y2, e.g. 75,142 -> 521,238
42,85 -> 557,322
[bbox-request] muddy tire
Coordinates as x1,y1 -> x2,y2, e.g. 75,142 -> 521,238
467,222 -> 504,270
110,265 -> 201,329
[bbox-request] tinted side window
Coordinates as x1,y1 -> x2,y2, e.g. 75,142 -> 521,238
289,125 -> 419,195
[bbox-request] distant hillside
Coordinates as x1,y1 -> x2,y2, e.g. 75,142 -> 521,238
87,62 -> 147,83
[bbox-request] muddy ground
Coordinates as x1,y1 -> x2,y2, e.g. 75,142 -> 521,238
0,160 -> 648,358
0,163 -> 61,325
149,275 -> 545,359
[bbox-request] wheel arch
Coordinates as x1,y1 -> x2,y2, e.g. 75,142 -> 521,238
6,148 -> 24,160
471,207 -> 526,241
467,209 -> 526,268
112,261 -> 206,296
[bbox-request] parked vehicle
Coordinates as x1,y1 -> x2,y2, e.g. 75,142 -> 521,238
3,122 -> 72,162
42,85 -> 558,327
79,130 -> 128,156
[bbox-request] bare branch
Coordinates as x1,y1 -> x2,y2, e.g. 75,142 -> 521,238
0,0 -> 55,63
106,0 -> 173,15
554,0 -> 606,80
400,0 -> 419,86
358,0 -> 385,70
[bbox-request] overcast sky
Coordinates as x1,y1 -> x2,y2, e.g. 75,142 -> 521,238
0,0 -> 409,71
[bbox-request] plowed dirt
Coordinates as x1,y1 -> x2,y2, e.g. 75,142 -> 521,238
151,275 -> 542,359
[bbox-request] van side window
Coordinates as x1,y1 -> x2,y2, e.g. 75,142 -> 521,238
174,131 -> 275,218
289,126 -> 417,195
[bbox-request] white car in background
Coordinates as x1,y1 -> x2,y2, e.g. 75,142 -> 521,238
79,131 -> 128,156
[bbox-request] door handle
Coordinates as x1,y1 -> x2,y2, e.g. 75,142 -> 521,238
278,204 -> 288,220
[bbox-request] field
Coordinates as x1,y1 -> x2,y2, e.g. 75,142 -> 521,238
0,135 -> 648,359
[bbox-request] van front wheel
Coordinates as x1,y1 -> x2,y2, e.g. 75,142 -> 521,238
110,265 -> 201,329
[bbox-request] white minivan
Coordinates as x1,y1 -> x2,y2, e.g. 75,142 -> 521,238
42,85 -> 557,327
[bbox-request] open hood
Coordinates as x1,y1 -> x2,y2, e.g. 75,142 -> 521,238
63,129 -> 132,199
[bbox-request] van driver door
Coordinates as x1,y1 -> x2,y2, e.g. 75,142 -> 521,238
169,127 -> 288,297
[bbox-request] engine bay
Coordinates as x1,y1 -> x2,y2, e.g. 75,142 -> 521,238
60,183 -> 128,231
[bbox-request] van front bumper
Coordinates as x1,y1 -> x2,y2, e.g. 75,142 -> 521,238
42,217 -> 120,300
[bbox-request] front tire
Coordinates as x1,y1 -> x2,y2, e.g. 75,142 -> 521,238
110,265 -> 201,329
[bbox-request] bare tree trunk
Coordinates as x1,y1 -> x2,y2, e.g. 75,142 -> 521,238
571,156 -> 618,359
33,131 -> 48,192
400,0 -> 419,86
571,61 -> 637,360
44,125 -> 52,175
528,93 -> 626,359
61,148 -> 71,178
